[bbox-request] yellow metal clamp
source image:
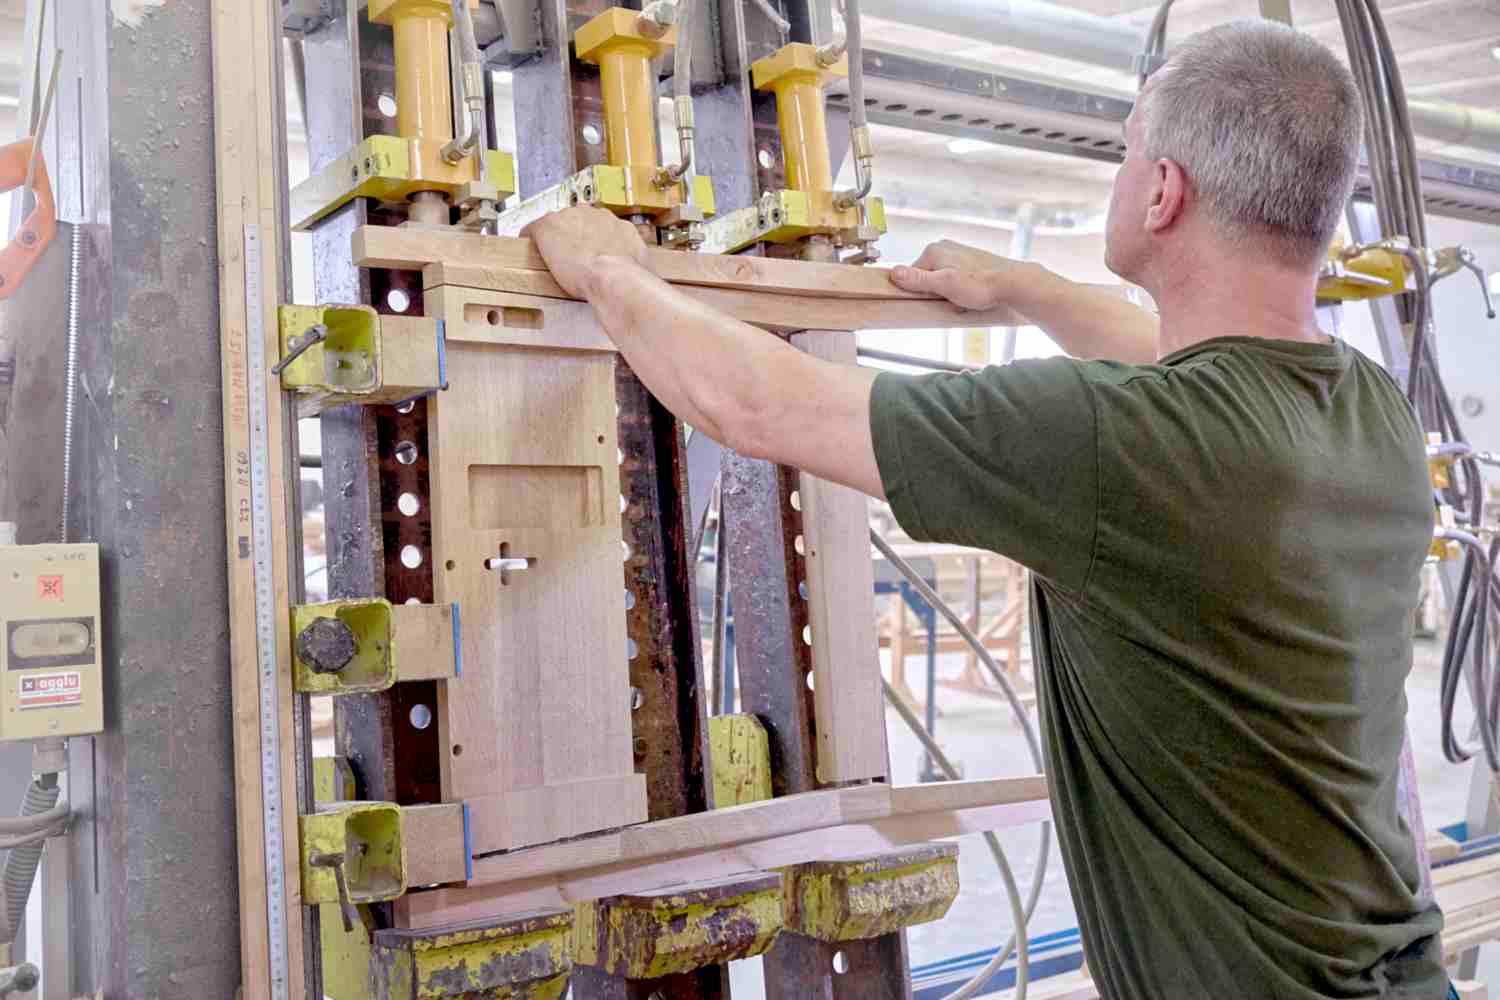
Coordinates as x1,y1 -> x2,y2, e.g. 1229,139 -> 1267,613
570,8 -> 710,221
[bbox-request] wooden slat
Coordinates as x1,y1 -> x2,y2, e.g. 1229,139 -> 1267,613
353,225 -> 1031,332
395,789 -> 1051,928
389,602 -> 458,682
209,0 -> 303,994
791,331 -> 889,783
358,226 -> 940,301
401,804 -> 468,887
388,777 -> 1047,928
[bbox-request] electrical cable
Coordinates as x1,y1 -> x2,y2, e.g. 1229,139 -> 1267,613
744,0 -> 791,37
1333,0 -> 1500,770
872,529 -> 1050,1000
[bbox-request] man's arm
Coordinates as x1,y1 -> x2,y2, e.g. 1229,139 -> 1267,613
527,207 -> 886,500
890,240 -> 1160,364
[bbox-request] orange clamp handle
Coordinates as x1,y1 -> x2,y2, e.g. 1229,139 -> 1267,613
0,138 -> 58,302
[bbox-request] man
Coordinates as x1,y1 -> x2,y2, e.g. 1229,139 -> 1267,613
528,20 -> 1447,999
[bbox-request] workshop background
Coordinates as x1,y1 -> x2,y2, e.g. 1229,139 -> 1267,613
3,0 -> 1499,997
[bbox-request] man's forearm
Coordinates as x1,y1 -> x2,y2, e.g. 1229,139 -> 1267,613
581,259 -> 885,497
1003,265 -> 1160,364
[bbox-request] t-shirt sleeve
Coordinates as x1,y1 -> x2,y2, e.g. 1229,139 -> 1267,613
869,360 -> 1100,592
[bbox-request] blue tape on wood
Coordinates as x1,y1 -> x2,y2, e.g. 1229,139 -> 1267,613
451,602 -> 462,676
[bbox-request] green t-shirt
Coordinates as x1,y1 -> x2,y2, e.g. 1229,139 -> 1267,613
871,336 -> 1447,999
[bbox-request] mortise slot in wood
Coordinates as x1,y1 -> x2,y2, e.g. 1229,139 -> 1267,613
468,465 -> 605,530
465,302 -> 544,331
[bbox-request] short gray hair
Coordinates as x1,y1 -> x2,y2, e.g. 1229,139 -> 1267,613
1144,21 -> 1362,264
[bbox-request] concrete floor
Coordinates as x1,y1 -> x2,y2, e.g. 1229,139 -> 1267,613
727,631 -> 1494,996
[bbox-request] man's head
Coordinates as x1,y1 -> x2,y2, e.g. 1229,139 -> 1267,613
1104,21 -> 1362,286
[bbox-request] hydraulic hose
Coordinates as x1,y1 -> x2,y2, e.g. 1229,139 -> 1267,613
1,776 -> 61,944
872,529 -> 1050,1000
658,0 -> 698,187
834,0 -> 874,210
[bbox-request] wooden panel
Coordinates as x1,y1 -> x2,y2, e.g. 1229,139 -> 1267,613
424,284 -> 613,352
425,316 -> 646,852
792,331 -> 888,784
465,775 -> 647,855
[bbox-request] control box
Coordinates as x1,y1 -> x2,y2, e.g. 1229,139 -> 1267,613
0,543 -> 103,740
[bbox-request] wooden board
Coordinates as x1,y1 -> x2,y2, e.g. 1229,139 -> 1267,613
420,262 -> 1023,333
424,282 -> 647,855
791,331 -> 889,783
351,225 -> 1030,332
401,804 -> 469,887
393,777 -> 1050,927
358,225 -> 943,301
208,0 -> 305,994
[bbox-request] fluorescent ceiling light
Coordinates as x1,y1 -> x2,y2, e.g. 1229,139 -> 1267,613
1492,45 -> 1500,60
0,95 -> 19,108
947,137 -> 997,155
495,70 -> 514,84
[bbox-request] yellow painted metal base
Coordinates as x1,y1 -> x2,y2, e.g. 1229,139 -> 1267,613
573,874 -> 784,979
781,843 -> 960,942
371,910 -> 574,999
709,714 -> 773,807
291,134 -> 516,231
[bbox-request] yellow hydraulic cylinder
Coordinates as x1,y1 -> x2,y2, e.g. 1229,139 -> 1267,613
370,0 -> 463,143
753,44 -> 848,194
576,9 -> 675,173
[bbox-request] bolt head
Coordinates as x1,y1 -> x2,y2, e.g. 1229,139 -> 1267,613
20,231 -> 35,246
296,616 -> 359,674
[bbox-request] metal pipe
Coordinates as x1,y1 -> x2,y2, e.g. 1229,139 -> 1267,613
1407,101 -> 1500,156
859,0 -> 1500,154
857,346 -> 975,372
860,0 -> 1142,73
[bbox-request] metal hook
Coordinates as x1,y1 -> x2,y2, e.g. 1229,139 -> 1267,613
271,324 -> 328,376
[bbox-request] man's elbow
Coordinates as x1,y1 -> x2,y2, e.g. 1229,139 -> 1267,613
718,395 -> 785,463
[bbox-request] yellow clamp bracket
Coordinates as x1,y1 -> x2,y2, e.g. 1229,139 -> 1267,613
290,136 -> 516,231
300,802 -> 407,908
291,598 -> 461,695
1317,236 -> 1411,303
277,304 -> 447,415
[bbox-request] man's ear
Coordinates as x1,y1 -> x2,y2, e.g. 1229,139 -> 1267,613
1145,158 -> 1187,234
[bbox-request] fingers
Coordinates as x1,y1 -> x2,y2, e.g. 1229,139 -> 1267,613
890,265 -> 958,300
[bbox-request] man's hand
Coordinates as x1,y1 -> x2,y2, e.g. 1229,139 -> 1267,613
890,240 -> 1042,311
524,205 -> 649,299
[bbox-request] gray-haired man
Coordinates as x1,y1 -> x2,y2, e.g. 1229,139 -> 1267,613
529,19 -> 1447,999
